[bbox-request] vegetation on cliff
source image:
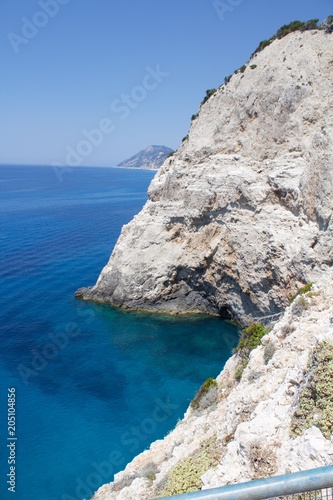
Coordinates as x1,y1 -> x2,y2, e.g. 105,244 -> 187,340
190,377 -> 218,410
251,17 -> 332,57
156,436 -> 220,497
235,323 -> 267,380
291,340 -> 333,439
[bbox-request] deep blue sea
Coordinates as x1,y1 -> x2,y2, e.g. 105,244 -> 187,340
0,165 -> 239,500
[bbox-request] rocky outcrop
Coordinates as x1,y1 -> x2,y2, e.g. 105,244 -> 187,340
92,272 -> 333,500
117,145 -> 174,170
76,29 -> 333,325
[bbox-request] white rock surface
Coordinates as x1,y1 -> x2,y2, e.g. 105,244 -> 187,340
90,28 -> 333,500
77,29 -> 333,325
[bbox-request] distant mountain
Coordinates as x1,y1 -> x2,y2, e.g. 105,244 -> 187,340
117,145 -> 174,170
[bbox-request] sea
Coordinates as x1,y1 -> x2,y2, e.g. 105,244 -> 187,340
0,164 -> 239,500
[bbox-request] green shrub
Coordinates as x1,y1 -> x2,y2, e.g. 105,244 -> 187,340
292,295 -> 308,317
235,323 -> 267,359
191,113 -> 199,121
234,323 -> 267,381
240,65 -> 247,73
224,75 -> 231,85
146,471 -> 156,482
200,88 -> 217,107
321,15 -> 333,33
139,462 -> 159,483
276,20 -> 306,38
235,361 -> 248,381
252,39 -> 272,56
290,282 -> 314,303
280,324 -> 295,338
247,369 -> 262,382
275,19 -> 319,38
182,135 -> 188,142
157,437 -> 220,497
251,19 -> 321,58
190,377 -> 218,410
250,64 -> 257,69
291,341 -> 333,439
275,19 -> 319,39
302,19 -> 319,31
264,340 -> 276,364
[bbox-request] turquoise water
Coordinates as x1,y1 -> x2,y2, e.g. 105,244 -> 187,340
0,165 -> 239,500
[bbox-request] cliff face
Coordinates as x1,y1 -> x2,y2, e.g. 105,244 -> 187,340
81,26 -> 333,500
76,29 -> 333,325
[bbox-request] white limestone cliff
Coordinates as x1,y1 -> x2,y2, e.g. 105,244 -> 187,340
76,29 -> 333,325
79,26 -> 333,499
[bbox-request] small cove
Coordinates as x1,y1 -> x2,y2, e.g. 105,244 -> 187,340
0,165 -> 239,500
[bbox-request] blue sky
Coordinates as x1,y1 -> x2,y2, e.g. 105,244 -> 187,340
0,0 -> 331,167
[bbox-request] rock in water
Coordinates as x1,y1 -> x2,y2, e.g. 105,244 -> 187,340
76,29 -> 333,325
